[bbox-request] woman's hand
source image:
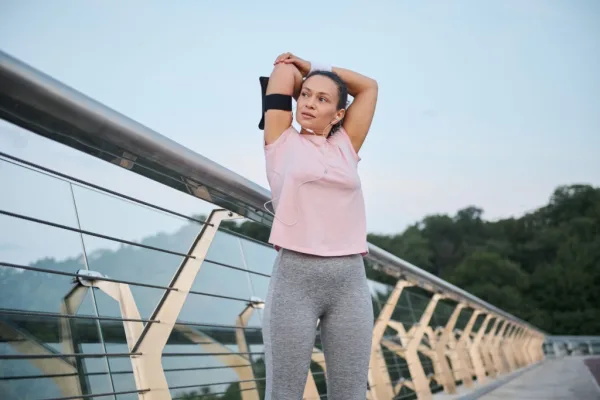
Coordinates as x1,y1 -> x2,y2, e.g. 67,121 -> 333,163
274,52 -> 311,77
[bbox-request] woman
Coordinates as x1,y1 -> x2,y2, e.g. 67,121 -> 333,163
261,52 -> 378,400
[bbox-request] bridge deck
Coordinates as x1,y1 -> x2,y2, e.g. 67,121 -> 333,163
434,357 -> 600,400
477,357 -> 600,399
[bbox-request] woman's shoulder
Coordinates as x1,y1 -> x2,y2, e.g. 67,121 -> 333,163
330,127 -> 361,162
264,125 -> 299,153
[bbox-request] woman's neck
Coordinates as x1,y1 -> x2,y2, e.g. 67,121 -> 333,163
300,127 -> 329,137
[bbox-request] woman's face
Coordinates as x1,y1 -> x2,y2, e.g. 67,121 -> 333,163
296,75 -> 343,134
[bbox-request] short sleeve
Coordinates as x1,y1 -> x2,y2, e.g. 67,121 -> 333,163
264,126 -> 295,154
264,126 -> 299,178
331,127 -> 361,162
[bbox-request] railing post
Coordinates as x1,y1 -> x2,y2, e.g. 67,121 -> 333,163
175,318 -> 261,400
520,329 -> 533,366
504,323 -> 515,371
528,333 -> 538,363
515,327 -> 528,367
552,340 -> 562,358
234,302 -> 264,400
404,293 -> 443,400
455,310 -> 481,387
380,321 -> 412,394
530,332 -> 541,362
435,302 -> 465,394
480,317 -> 500,378
74,209 -> 242,400
418,326 -> 444,392
527,330 -> 538,365
470,313 -> 493,384
132,209 -> 242,399
501,324 -> 518,372
540,334 -> 547,360
369,280 -> 413,400
490,320 -> 510,375
445,328 -> 462,384
531,333 -> 545,363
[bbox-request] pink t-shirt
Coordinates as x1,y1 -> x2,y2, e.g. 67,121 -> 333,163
264,126 -> 368,257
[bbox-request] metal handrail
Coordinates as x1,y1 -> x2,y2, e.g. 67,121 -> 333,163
546,336 -> 600,341
0,49 -> 545,335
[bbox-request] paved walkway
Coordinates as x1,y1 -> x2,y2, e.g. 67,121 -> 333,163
586,357 -> 600,387
479,357 -> 600,400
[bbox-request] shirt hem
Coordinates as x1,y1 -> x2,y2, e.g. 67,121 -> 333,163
269,241 -> 369,257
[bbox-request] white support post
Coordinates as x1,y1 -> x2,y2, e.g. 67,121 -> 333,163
77,209 -> 241,400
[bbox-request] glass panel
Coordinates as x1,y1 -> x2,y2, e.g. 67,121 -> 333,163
170,382 -> 244,400
86,227 -> 256,318
240,238 -> 274,302
106,322 -> 266,398
240,318 -> 264,365
193,260 -> 253,301
310,362 -> 327,395
164,323 -> 259,400
250,351 -> 267,399
391,304 -> 416,330
0,211 -> 85,268
0,215 -> 94,315
83,234 -> 185,287
430,302 -> 455,329
100,321 -> 136,396
246,312 -> 263,336
115,391 -> 139,400
382,347 -> 404,381
246,311 -> 265,363
248,273 -> 270,302
239,238 -> 277,276
406,291 -> 431,318
0,158 -> 79,228
368,279 -> 391,318
72,184 -> 204,255
204,231 -> 246,270
0,313 -> 113,399
456,308 -> 474,332
472,312 -> 487,333
0,268 -> 97,316
179,294 -> 261,328
82,234 -> 186,319
94,284 -> 163,322
174,231 -> 261,324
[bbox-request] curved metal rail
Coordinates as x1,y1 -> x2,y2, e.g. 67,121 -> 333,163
0,49 -> 545,335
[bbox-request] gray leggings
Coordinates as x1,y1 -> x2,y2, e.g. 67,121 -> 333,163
262,248 -> 374,400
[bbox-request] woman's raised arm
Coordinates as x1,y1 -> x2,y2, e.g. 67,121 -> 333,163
334,67 -> 378,153
264,63 -> 303,145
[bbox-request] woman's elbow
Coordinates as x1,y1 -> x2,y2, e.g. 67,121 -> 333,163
270,63 -> 300,79
268,64 -> 303,96
368,78 -> 378,91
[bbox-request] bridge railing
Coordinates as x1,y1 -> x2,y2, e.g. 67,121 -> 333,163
544,336 -> 600,358
0,50 -> 546,400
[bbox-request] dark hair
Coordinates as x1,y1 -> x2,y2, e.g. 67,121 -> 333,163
304,70 -> 348,136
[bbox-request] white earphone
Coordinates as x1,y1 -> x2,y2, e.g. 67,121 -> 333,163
304,117 -> 340,136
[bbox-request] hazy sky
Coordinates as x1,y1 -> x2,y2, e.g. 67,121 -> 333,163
1,0 -> 599,248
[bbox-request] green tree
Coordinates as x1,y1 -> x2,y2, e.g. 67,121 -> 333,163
448,251 -> 529,314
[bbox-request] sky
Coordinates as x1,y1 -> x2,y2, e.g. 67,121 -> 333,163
1,0 -> 599,262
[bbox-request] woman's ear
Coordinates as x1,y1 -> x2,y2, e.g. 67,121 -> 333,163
335,109 -> 346,124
